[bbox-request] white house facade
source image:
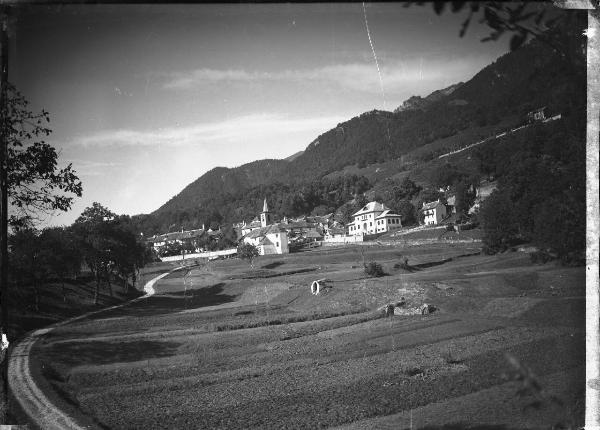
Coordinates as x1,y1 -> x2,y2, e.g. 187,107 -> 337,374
421,200 -> 447,225
241,198 -> 289,255
347,201 -> 402,236
374,210 -> 403,234
243,224 -> 289,255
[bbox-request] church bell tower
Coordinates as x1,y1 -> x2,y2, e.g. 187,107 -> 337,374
260,197 -> 273,227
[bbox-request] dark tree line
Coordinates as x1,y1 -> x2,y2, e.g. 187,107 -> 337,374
9,203 -> 153,308
137,174 -> 372,235
477,113 -> 585,263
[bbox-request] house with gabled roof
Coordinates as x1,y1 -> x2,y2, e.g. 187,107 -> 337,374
147,228 -> 206,252
240,198 -> 289,255
240,218 -> 262,236
347,201 -> 402,236
374,209 -> 403,234
242,224 -> 289,255
421,199 -> 447,225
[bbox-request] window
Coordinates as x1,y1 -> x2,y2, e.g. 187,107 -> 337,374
370,222 -> 372,226
276,242 -> 279,247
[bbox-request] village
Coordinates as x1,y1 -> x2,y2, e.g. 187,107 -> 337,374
145,105 -> 561,262
146,178 -> 497,260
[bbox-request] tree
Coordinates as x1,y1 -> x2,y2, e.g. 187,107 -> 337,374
480,189 -> 521,252
8,228 -> 45,311
38,227 -> 81,302
72,203 -> 150,301
417,188 -> 445,208
237,242 -> 259,268
219,224 -> 239,249
72,203 -> 121,303
429,163 -> 467,189
395,177 -> 421,200
454,180 -> 477,216
533,194 -> 585,264
3,84 -> 82,227
409,2 -> 586,56
108,219 -> 145,292
339,203 -> 356,225
392,200 -> 417,226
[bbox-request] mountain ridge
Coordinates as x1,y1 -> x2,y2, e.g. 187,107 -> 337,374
146,25 -> 585,234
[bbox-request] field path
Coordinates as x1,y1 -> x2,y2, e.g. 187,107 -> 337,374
7,268 -> 178,430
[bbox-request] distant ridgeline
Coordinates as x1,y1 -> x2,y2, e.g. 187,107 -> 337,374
130,17 -> 586,238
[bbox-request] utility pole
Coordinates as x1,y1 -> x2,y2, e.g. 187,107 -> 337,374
0,5 -> 9,421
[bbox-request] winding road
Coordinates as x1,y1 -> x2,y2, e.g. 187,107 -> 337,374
7,269 -> 173,429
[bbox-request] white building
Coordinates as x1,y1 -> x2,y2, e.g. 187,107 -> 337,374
239,198 -> 274,236
421,200 -> 447,225
374,209 -> 403,234
347,201 -> 402,236
243,224 -> 289,255
241,198 -> 289,255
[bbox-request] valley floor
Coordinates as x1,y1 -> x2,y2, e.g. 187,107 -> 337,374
30,243 -> 585,429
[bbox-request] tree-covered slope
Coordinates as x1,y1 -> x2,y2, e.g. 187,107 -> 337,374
141,14 -> 585,235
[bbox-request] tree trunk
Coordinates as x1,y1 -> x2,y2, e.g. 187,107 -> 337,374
61,280 -> 66,303
31,279 -> 39,312
106,272 -> 113,298
94,271 -> 100,305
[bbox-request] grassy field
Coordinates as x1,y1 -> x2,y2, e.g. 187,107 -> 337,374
29,242 -> 585,429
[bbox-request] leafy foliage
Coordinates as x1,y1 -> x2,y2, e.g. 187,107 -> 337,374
143,174 -> 371,235
237,243 -> 259,266
479,115 -> 585,263
3,84 -> 82,228
364,261 -> 385,278
409,1 -> 586,60
72,203 -> 151,303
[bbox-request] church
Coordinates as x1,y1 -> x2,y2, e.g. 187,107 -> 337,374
241,198 -> 289,255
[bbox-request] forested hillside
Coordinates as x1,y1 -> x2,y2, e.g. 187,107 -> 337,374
134,13 -> 585,239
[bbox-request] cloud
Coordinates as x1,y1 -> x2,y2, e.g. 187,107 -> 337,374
75,113 -> 346,148
66,159 -> 122,176
162,57 -> 488,92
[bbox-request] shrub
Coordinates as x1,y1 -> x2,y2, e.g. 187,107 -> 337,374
530,250 -> 554,264
393,255 -> 411,271
364,261 -> 385,277
237,243 -> 259,267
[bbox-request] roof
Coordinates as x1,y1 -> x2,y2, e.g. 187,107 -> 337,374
375,210 -> 401,219
421,200 -> 444,211
352,201 -> 390,217
243,219 -> 261,229
285,220 -> 314,229
528,106 -> 547,114
304,230 -> 323,238
150,229 -> 206,243
308,213 -> 333,223
263,198 -> 269,213
244,224 -> 286,239
259,236 -> 274,246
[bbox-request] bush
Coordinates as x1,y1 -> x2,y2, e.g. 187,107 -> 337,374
530,250 -> 554,264
393,255 -> 411,271
237,243 -> 259,266
364,261 -> 385,277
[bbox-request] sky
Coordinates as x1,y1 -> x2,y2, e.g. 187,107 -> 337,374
10,3 -> 513,227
